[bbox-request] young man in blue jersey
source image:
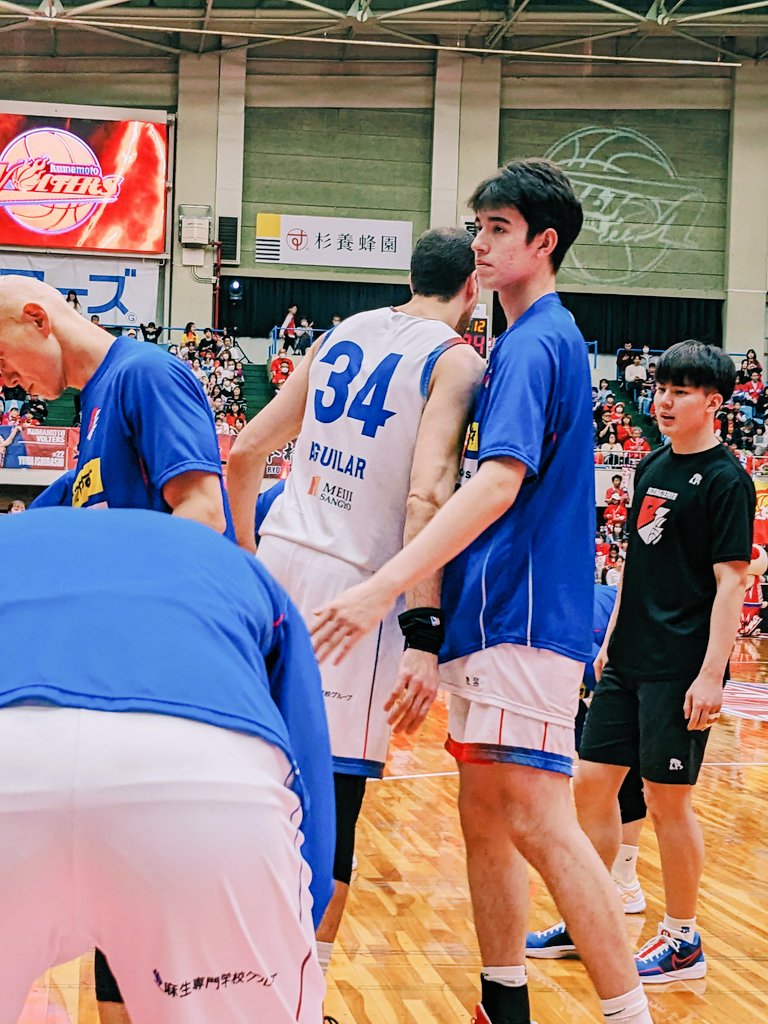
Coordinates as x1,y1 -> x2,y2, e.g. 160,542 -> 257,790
0,275 -> 232,1019
312,160 -> 654,1024
0,276 -> 229,535
0,508 -> 333,1024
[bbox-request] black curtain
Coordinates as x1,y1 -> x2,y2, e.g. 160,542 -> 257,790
492,291 -> 723,354
221,275 -> 411,338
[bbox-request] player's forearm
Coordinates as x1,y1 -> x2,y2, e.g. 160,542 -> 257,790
171,493 -> 227,535
227,445 -> 268,551
376,460 -> 524,605
698,571 -> 748,680
401,483 -> 452,609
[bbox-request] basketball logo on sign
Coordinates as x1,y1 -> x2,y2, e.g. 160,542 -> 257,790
0,127 -> 123,235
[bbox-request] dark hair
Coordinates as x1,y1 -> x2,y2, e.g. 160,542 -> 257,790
410,227 -> 475,301
184,322 -> 195,334
469,158 -> 583,271
655,340 -> 736,403
612,474 -> 621,482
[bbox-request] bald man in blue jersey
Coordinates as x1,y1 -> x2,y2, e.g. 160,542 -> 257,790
0,508 -> 333,1024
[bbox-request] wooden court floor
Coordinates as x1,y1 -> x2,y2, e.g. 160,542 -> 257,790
20,638 -> 768,1024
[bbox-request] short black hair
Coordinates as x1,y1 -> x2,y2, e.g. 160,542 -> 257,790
410,227 -> 475,301
468,158 -> 583,271
655,340 -> 736,403
612,474 -> 621,483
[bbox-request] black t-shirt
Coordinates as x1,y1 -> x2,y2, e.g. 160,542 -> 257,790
608,443 -> 755,681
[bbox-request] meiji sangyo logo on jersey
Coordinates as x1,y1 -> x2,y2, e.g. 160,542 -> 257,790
307,476 -> 354,511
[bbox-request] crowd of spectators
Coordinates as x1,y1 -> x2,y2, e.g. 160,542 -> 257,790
0,380 -> 50,469
168,323 -> 249,436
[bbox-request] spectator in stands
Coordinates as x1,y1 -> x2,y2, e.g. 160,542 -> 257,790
65,290 -> 84,316
0,409 -> 23,467
1,405 -> 20,427
601,544 -> 623,586
605,473 -> 629,507
616,413 -> 633,445
227,335 -> 246,362
746,348 -> 763,374
595,411 -> 615,446
8,499 -> 25,514
168,345 -> 179,358
21,394 -> 48,424
639,344 -> 652,367
139,322 -> 163,344
601,431 -> 624,466
226,401 -> 245,429
742,370 -> 763,406
603,494 -> 628,531
278,304 -> 298,352
231,384 -> 248,416
734,358 -> 751,388
612,400 -> 626,423
591,387 -> 600,416
270,349 -> 294,394
182,322 -> 197,346
616,340 -> 634,380
215,411 -> 234,436
623,354 -> 647,400
190,358 -> 206,383
607,520 -> 627,546
200,328 -> 214,348
623,425 -> 651,462
330,314 -> 342,328
637,380 -> 655,418
234,361 -> 244,381
220,354 -> 236,381
603,394 -> 618,419
596,378 -> 612,405
754,426 -> 767,457
90,314 -> 100,327
293,318 -> 313,355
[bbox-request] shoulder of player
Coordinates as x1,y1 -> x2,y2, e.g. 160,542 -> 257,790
429,341 -> 484,383
114,342 -> 195,383
702,445 -> 755,493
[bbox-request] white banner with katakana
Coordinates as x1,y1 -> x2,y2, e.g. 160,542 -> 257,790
255,213 -> 412,271
0,252 -> 160,327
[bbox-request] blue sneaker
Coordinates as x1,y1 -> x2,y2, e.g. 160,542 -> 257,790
635,925 -> 706,983
525,921 -> 578,959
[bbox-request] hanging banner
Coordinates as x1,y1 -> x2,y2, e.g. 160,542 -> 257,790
0,252 -> 159,327
0,113 -> 168,254
256,213 -> 412,271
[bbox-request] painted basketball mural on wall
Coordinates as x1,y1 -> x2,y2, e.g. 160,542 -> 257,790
545,126 -> 707,286
0,115 -> 167,254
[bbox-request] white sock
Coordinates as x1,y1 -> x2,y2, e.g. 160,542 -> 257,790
612,844 -> 640,887
481,965 -> 527,988
317,940 -> 333,975
600,983 -> 652,1023
663,914 -> 696,939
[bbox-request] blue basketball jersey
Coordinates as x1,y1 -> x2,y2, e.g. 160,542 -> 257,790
0,508 -> 333,924
68,338 -> 233,537
441,293 -> 595,665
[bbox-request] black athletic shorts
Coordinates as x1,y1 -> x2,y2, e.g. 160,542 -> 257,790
579,663 -> 715,786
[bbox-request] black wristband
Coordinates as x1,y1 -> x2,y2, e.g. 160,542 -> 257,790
398,607 -> 445,655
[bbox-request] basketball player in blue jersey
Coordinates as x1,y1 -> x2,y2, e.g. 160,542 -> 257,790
313,161 -> 655,1024
228,228 -> 485,978
0,508 -> 333,1024
0,274 -> 233,1020
0,276 -> 231,536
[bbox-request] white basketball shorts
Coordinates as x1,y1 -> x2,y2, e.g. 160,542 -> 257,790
258,535 -> 403,777
440,643 -> 584,776
0,706 -> 323,1024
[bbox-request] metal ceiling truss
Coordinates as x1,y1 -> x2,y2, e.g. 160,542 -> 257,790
0,2 -> 766,64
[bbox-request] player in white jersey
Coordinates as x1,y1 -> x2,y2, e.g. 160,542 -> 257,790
228,227 -> 485,974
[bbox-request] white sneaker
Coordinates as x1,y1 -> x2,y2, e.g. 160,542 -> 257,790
615,878 -> 646,914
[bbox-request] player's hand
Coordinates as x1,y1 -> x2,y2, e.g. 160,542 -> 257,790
384,649 -> 439,734
593,645 -> 609,683
312,577 -> 398,664
684,673 -> 723,731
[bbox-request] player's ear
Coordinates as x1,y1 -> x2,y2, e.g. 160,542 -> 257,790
537,227 -> 558,261
22,302 -> 51,336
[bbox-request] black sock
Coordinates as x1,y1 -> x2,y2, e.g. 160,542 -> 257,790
480,976 -> 530,1024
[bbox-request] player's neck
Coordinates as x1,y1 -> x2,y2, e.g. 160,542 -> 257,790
62,323 -> 116,391
669,423 -> 720,455
394,295 -> 464,332
499,272 -> 557,327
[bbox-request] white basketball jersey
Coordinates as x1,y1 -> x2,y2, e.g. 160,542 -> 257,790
260,306 -> 461,573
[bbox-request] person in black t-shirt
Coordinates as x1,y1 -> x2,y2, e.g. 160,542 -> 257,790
528,341 -> 755,985
586,342 -> 753,980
